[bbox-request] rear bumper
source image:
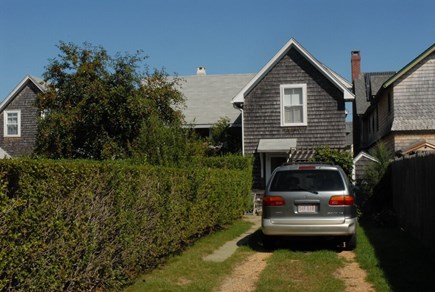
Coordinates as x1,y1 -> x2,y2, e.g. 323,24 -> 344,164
262,218 -> 357,236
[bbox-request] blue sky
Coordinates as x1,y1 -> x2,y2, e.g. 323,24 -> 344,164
1,0 -> 434,115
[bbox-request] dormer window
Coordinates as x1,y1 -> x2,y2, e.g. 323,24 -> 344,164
280,84 -> 307,126
4,110 -> 21,137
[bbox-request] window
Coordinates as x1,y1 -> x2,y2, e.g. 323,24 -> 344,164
4,110 -> 21,137
280,84 -> 307,126
270,170 -> 345,192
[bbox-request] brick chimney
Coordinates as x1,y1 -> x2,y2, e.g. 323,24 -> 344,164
351,51 -> 361,80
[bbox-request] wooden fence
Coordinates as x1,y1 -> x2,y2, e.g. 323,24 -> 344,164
390,153 -> 435,250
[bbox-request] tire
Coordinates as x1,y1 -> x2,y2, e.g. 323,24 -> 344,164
343,233 -> 357,250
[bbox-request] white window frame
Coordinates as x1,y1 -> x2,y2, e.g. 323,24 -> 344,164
280,84 -> 308,126
4,110 -> 21,137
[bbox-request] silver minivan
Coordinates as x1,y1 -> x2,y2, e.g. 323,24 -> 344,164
262,163 -> 357,250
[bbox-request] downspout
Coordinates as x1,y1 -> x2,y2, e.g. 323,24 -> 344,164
240,108 -> 245,156
233,102 -> 245,156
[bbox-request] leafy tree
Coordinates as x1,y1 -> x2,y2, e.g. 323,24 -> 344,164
208,116 -> 241,155
35,41 -> 186,160
311,146 -> 353,180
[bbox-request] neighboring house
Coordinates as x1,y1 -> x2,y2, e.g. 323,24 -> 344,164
178,67 -> 255,137
232,38 -> 354,189
3,70 -> 254,158
352,151 -> 378,184
352,43 -> 435,157
0,75 -> 45,157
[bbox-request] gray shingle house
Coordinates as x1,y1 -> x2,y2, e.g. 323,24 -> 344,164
3,39 -> 355,192
351,43 -> 435,157
231,38 -> 354,189
0,75 -> 45,158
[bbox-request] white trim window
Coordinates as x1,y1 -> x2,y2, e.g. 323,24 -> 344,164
280,84 -> 307,126
4,110 -> 21,137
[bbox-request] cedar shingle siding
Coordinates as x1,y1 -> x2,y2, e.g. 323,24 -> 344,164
0,81 -> 39,156
354,44 -> 435,156
244,48 -> 347,188
354,155 -> 374,183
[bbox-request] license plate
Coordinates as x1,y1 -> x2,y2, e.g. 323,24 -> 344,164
297,204 -> 317,213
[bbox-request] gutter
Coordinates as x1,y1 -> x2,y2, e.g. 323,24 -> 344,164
232,102 -> 245,156
240,108 -> 245,156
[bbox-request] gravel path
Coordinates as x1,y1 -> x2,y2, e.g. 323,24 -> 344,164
335,251 -> 375,292
214,252 -> 271,292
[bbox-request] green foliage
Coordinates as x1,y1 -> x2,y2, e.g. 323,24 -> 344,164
129,114 -> 205,166
191,154 -> 253,171
35,42 -> 186,160
358,142 -> 394,221
363,142 -> 393,196
311,146 -> 353,179
208,117 -> 242,155
0,158 -> 252,291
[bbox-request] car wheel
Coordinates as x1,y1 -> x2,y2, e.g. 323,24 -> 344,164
343,233 -> 357,250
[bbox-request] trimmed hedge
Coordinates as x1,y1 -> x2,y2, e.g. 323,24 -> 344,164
0,158 -> 252,291
190,155 -> 253,170
127,154 -> 253,171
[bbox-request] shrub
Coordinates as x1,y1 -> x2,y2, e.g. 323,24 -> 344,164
363,142 -> 393,197
207,117 -> 242,155
311,147 -> 353,180
0,158 -> 251,291
190,154 -> 253,171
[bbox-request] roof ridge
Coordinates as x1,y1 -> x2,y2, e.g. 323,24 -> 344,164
364,71 -> 396,76
232,38 -> 354,103
180,73 -> 256,78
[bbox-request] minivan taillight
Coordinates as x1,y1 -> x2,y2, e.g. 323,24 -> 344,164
263,196 -> 285,206
329,195 -> 354,206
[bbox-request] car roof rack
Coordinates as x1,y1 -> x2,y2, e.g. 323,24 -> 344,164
282,161 -> 334,166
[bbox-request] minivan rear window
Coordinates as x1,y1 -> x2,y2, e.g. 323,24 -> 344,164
269,170 -> 345,192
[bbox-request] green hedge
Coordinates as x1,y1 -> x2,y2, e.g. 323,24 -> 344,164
125,154 -> 252,171
0,158 -> 252,291
190,155 -> 253,170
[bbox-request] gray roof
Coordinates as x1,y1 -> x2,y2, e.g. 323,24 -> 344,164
353,72 -> 395,115
353,75 -> 368,115
367,72 -> 394,96
177,74 -> 255,128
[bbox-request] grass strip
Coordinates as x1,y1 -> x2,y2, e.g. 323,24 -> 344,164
255,240 -> 344,292
124,220 -> 255,291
